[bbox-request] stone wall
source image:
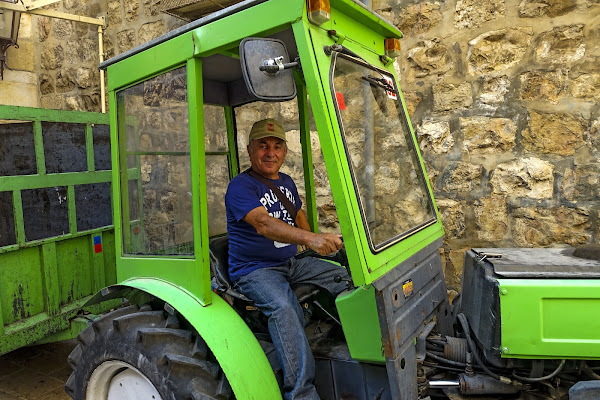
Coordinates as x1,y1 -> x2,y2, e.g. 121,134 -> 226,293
0,0 -> 185,111
374,0 -> 600,289
0,15 -> 38,107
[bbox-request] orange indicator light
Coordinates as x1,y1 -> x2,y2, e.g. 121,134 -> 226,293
385,38 -> 401,59
307,0 -> 331,25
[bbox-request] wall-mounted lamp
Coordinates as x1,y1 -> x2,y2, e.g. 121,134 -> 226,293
0,0 -> 21,80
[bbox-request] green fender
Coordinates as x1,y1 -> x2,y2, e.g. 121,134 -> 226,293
87,278 -> 282,400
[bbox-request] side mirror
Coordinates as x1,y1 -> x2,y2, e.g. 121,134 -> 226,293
240,37 -> 297,102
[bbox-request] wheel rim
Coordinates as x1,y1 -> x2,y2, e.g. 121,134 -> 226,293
87,360 -> 163,400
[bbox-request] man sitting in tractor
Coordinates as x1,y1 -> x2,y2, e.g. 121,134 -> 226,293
225,118 -> 348,400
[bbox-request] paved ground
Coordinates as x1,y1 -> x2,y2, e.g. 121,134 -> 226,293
0,340 -> 75,400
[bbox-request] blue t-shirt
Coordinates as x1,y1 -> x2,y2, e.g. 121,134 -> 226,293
225,172 -> 302,282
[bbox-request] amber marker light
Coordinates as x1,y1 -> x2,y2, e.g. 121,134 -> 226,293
385,38 -> 401,59
307,0 -> 331,25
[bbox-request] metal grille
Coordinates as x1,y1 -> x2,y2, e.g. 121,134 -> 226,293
158,0 -> 245,21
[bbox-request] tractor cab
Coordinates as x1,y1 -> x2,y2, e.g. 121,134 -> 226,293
72,1 -> 451,399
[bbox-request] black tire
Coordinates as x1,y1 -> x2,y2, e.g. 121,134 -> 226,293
65,304 -> 233,400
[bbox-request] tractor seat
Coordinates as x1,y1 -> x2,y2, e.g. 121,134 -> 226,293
209,236 -> 320,304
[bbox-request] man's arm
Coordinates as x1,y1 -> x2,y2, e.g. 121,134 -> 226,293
295,209 -> 311,232
243,206 -> 342,256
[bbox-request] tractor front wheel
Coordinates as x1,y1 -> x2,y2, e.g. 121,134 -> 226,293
65,304 -> 232,400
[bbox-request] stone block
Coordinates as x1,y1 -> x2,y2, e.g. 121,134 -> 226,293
436,199 -> 466,239
568,72 -> 600,102
40,94 -> 63,110
142,0 -> 160,17
75,68 -> 94,89
518,69 -> 567,104
522,111 -> 586,156
56,69 -> 76,93
317,202 -> 339,230
461,116 -> 516,154
467,28 -> 533,75
63,0 -> 79,10
401,90 -> 422,117
0,82 -> 38,107
535,25 -> 585,64
455,0 -> 505,29
1,70 -> 36,84
512,206 -> 591,246
561,164 -> 600,202
479,75 -> 510,105
125,0 -> 140,22
418,120 -> 454,154
406,39 -> 453,80
103,35 -> 115,59
139,21 -> 166,44
518,0 -> 577,18
490,157 -> 554,199
117,29 -> 136,53
79,39 -> 98,63
474,196 -> 508,242
433,82 -> 472,112
37,17 -> 50,42
6,41 -> 34,72
39,73 -> 55,95
591,118 -> 600,151
18,14 -> 32,40
395,2 -> 442,36
447,248 -> 470,289
41,44 -> 64,70
441,162 -> 484,192
108,1 -> 123,26
53,19 -> 74,40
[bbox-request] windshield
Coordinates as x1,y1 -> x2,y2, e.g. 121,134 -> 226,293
331,54 -> 437,251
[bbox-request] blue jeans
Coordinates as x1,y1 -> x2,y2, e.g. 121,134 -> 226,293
234,256 -> 349,400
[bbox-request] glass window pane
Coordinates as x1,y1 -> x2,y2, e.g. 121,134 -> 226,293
204,105 -> 228,152
117,66 -> 193,256
43,122 -> 87,173
235,100 -> 304,197
206,155 -> 229,236
331,55 -> 436,249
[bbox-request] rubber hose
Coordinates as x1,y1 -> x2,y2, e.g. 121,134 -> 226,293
512,359 -> 566,383
457,313 -> 501,380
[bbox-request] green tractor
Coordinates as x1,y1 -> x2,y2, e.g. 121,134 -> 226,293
66,0 -> 600,398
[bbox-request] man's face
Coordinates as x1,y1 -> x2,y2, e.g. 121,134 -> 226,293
247,136 -> 287,179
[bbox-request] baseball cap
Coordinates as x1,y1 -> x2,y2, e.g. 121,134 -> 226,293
248,118 -> 286,142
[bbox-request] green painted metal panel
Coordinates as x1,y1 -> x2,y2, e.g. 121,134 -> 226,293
295,72 -> 319,233
56,236 -> 94,306
0,247 -> 45,325
498,278 -> 600,359
191,0 -> 304,57
188,57 -> 212,304
107,33 -> 195,91
0,105 -> 109,124
336,285 -> 385,363
118,278 -> 282,400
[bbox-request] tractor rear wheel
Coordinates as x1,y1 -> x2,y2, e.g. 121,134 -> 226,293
65,304 -> 232,400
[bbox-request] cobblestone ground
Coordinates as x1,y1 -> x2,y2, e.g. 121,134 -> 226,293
0,340 -> 75,400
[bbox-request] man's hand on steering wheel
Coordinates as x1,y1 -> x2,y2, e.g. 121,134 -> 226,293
308,233 -> 343,256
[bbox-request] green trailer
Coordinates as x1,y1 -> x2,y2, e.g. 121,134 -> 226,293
0,106 -> 120,355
